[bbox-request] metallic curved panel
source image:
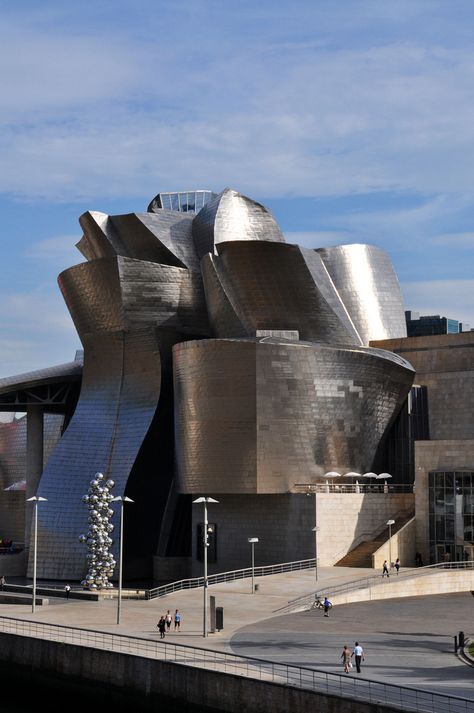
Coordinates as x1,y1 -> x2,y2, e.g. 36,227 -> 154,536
110,212 -> 198,270
174,338 -> 414,495
33,253 -> 210,578
32,329 -> 165,579
78,210 -> 199,271
201,241 -> 361,345
58,257 -> 209,338
316,244 -> 407,344
77,211 -> 127,260
192,188 -> 285,260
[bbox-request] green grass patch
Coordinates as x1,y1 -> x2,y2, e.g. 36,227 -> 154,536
468,641 -> 474,658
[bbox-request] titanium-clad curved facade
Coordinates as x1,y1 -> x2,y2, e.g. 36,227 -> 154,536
0,184 -> 414,580
174,338 -> 415,494
192,188 -> 285,260
201,241 -> 362,344
316,244 -> 407,344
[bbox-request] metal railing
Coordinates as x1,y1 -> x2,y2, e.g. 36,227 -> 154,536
146,558 -> 316,600
293,483 -> 414,494
0,615 -> 471,713
276,560 -> 474,614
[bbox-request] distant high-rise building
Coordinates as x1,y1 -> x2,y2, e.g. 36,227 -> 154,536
405,312 -> 460,337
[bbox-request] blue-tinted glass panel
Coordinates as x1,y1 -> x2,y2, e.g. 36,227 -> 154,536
195,192 -> 204,211
171,194 -> 179,211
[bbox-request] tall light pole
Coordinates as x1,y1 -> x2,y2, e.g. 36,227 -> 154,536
248,537 -> 259,593
312,526 -> 320,581
387,519 -> 395,571
26,496 -> 47,613
111,495 -> 134,625
193,496 -> 219,637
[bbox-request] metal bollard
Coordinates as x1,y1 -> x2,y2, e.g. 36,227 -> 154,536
454,635 -> 458,653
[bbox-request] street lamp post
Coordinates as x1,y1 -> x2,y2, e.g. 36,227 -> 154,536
386,519 -> 395,571
111,495 -> 134,625
312,526 -> 320,581
193,497 -> 219,637
26,495 -> 47,613
248,537 -> 259,593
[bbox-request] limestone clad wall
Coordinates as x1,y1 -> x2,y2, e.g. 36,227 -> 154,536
414,440 -> 474,565
189,492 -> 414,576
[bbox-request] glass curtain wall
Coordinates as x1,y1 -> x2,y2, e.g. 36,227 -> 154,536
428,471 -> 474,563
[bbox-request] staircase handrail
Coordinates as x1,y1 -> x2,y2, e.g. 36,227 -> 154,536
146,557 -> 316,599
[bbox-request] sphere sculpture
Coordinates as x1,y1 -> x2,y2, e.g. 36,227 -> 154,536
79,472 -> 116,589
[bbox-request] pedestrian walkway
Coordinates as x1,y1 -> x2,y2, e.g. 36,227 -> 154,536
0,565 -> 471,702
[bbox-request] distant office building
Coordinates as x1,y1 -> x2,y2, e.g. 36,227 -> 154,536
405,312 -> 460,337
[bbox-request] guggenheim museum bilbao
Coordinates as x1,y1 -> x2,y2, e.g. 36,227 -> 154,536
0,188 -> 472,582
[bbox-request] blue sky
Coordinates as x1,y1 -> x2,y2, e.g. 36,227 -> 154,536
1,0 -> 474,376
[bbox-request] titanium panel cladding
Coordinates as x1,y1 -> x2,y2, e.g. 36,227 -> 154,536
174,338 -> 414,495
201,241 -> 361,344
192,188 -> 285,260
316,244 -> 407,344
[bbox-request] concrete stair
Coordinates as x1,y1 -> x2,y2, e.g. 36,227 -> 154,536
334,513 -> 414,568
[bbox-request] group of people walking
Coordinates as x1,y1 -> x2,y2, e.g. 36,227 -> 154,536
382,558 -> 400,577
341,642 -> 365,673
157,609 -> 181,638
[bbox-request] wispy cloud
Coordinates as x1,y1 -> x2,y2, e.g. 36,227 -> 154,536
401,279 -> 474,325
0,290 -> 80,377
2,6 -> 474,202
431,232 -> 474,247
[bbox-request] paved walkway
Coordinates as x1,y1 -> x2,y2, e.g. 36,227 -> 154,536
0,566 -> 471,700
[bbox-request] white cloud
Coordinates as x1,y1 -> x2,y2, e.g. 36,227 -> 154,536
25,236 -> 82,265
0,291 -> 80,377
401,279 -> 474,325
1,6 -> 474,202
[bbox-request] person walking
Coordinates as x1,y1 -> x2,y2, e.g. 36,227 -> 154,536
165,609 -> 172,631
341,644 -> 351,673
351,641 -> 365,673
174,609 -> 181,631
395,558 -> 400,575
323,596 -> 332,617
64,584 -> 71,600
157,616 -> 166,639
382,560 -> 390,577
0,575 -> 5,589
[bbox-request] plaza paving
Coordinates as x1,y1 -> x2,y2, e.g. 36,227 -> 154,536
0,566 -> 471,700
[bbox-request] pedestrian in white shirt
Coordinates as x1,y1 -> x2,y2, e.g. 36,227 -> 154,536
351,642 -> 365,673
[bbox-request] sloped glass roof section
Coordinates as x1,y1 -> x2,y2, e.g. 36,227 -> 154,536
148,190 -> 217,214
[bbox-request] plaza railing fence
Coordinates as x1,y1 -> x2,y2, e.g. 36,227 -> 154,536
0,615 -> 471,713
275,560 -> 474,614
146,558 -> 317,600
